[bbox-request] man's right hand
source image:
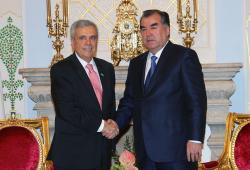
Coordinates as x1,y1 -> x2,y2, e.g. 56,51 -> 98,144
102,119 -> 119,139
187,141 -> 203,162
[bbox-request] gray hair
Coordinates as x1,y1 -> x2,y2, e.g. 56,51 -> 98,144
70,20 -> 98,40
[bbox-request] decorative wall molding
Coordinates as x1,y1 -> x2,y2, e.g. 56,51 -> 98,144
0,17 -> 24,116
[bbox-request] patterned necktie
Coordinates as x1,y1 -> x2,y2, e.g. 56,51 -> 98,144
144,55 -> 157,90
86,64 -> 103,109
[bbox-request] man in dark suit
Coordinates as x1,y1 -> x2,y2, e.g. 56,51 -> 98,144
47,20 -> 119,170
115,10 -> 207,170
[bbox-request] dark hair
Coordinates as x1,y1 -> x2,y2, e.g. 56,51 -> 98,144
140,9 -> 170,26
70,20 -> 98,40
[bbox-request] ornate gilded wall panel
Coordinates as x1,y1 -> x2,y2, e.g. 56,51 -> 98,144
0,0 -> 25,117
58,0 -> 214,64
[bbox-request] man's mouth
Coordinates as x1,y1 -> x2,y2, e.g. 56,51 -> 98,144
83,46 -> 92,51
146,39 -> 155,43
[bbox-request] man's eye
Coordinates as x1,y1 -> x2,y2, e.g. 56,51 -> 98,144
79,36 -> 86,40
90,36 -> 97,41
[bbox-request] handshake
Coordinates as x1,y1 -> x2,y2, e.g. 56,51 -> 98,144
101,119 -> 119,139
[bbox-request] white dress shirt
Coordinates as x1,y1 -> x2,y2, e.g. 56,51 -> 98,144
144,42 -> 167,81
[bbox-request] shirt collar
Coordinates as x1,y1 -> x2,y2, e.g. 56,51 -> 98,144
148,41 -> 169,60
75,52 -> 96,68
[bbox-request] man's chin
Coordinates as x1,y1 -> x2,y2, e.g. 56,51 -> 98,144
145,45 -> 157,51
144,42 -> 156,47
82,52 -> 93,57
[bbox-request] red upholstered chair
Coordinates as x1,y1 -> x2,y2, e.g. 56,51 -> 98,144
0,115 -> 53,170
199,112 -> 250,170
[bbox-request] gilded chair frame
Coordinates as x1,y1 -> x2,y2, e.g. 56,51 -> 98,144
230,115 -> 250,169
199,112 -> 250,170
0,116 -> 50,170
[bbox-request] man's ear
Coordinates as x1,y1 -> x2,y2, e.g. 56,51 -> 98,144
166,26 -> 170,38
71,39 -> 75,49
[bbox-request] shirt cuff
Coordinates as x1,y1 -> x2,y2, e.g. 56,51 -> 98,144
189,140 -> 202,143
97,119 -> 105,132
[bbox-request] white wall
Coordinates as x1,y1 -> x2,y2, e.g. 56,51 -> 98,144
215,0 -> 248,113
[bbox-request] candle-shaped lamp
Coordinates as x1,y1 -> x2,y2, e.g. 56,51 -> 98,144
46,0 -> 69,66
177,0 -> 182,20
177,0 -> 198,48
65,0 -> 68,25
46,0 -> 52,25
193,0 -> 197,20
62,0 -> 66,24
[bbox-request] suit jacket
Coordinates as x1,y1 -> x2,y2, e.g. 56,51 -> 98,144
116,41 -> 207,163
47,53 -> 116,169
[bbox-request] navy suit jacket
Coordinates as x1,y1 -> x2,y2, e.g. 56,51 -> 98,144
48,54 -> 116,169
116,41 -> 207,163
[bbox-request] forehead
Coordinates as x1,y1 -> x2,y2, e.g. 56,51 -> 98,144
140,13 -> 162,26
74,26 -> 97,36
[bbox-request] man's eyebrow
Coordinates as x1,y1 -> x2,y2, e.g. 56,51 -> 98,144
140,22 -> 159,29
140,25 -> 145,29
150,23 -> 158,27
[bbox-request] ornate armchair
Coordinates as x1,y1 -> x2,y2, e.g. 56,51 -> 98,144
0,114 -> 52,169
200,112 -> 250,170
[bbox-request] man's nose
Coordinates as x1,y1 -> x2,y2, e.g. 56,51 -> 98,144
85,38 -> 91,44
144,29 -> 153,37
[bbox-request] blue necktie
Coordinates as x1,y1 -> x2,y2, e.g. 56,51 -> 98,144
144,55 -> 157,90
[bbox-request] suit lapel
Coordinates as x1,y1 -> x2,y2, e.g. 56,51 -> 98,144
144,41 -> 173,95
141,52 -> 149,94
71,54 -> 101,111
